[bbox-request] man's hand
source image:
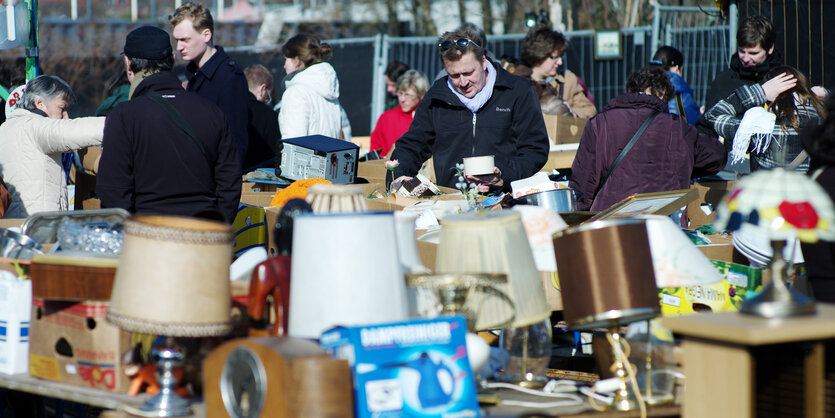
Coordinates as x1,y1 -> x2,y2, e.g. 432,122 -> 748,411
762,72 -> 797,102
391,175 -> 413,192
464,167 -> 504,191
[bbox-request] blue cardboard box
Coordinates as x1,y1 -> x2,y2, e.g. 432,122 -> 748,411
320,316 -> 479,418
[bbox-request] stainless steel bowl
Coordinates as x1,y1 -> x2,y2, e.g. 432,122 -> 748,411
511,188 -> 576,212
0,228 -> 43,260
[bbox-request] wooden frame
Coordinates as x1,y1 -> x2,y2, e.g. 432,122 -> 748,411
590,188 -> 699,221
594,30 -> 622,60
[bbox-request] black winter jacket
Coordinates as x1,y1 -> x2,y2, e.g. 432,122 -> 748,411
800,132 -> 835,301
186,46 -> 249,171
390,66 -> 550,190
97,72 -> 242,223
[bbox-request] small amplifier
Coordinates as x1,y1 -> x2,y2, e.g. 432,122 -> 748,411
278,135 -> 359,184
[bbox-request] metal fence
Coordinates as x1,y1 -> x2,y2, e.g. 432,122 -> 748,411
224,5 -> 734,136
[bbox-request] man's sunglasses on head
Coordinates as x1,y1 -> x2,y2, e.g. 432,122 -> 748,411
438,38 -> 481,51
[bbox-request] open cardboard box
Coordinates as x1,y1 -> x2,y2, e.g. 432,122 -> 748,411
542,114 -> 588,145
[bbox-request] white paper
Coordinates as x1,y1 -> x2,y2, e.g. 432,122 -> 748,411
0,271 -> 31,375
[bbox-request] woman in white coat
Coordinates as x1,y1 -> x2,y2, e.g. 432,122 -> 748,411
278,34 -> 344,139
0,75 -> 105,218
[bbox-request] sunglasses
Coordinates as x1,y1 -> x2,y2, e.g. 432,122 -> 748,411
438,38 -> 481,51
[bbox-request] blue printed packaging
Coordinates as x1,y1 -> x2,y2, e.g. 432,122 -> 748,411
320,316 -> 479,417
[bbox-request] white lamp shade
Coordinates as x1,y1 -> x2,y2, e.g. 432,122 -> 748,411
436,211 -> 550,329
637,215 -> 723,288
107,215 -> 233,337
289,212 -> 409,339
393,212 -> 430,274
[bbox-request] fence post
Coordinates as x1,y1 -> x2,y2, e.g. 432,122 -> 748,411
728,0 -> 738,58
651,4 -> 660,57
370,33 -> 387,133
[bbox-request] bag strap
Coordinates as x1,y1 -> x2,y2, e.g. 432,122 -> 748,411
594,110 -> 660,199
141,90 -> 213,167
789,150 -> 809,169
675,93 -> 687,123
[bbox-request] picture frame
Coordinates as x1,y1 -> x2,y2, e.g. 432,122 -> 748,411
594,30 -> 622,60
590,188 -> 699,221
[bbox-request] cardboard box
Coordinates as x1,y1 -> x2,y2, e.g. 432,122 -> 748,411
658,260 -> 763,316
696,234 -> 749,265
542,114 -> 588,145
357,159 -> 391,181
319,316 -> 478,418
0,275 -> 31,375
543,148 -> 577,170
687,180 -> 736,228
28,298 -> 154,392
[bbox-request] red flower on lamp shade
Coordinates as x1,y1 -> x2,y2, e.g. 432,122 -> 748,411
779,201 -> 819,230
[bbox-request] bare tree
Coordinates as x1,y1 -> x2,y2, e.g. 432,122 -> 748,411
413,0 -> 437,36
457,0 -> 466,25
386,0 -> 399,35
481,0 -> 494,34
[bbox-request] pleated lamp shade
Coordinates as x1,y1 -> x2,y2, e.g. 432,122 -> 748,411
305,184 -> 368,214
553,219 -> 659,330
289,212 -> 409,339
436,211 -> 550,330
107,215 -> 233,337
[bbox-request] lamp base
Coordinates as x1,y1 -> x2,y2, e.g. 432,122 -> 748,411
140,337 -> 193,417
740,282 -> 816,318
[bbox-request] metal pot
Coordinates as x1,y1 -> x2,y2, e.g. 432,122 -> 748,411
0,228 -> 43,260
510,188 -> 577,212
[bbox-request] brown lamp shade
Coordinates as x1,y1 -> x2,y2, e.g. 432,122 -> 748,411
553,219 -> 659,329
107,215 -> 233,337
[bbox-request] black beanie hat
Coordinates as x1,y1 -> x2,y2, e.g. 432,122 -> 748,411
123,26 -> 172,60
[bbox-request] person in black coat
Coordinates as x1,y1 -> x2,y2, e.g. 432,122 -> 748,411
243,64 -> 281,172
97,26 -> 241,223
801,95 -> 835,302
170,2 -> 249,172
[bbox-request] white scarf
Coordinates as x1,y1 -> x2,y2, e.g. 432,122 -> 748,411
730,106 -> 776,165
447,60 -> 496,114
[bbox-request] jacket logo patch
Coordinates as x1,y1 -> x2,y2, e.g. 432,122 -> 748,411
495,107 -> 510,112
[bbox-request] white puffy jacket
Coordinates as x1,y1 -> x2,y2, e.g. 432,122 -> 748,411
0,108 -> 105,218
278,62 -> 343,139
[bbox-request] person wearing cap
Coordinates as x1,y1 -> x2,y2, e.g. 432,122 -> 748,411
388,29 -> 549,191
169,2 -> 248,171
96,25 -> 241,223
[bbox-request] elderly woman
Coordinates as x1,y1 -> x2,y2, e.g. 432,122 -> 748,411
514,25 -> 597,118
0,75 -> 104,218
370,70 -> 429,157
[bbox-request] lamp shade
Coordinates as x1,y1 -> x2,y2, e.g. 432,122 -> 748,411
714,168 -> 835,243
553,219 -> 659,330
436,211 -> 549,329
107,215 -> 233,337
638,215 -> 723,288
289,212 -> 409,339
305,184 -> 368,213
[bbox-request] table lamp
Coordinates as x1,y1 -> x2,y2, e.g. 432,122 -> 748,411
638,214 -> 724,288
714,168 -> 835,317
288,212 -> 409,339
553,218 -> 659,411
435,211 -> 551,387
107,215 -> 233,416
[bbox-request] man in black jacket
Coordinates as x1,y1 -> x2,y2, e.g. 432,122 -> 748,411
170,2 -> 249,171
390,29 -> 550,191
97,26 -> 241,223
243,64 -> 281,172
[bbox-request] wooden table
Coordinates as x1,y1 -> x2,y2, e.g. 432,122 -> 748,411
662,303 -> 835,418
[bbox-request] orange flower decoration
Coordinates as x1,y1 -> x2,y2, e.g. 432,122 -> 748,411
270,178 -> 332,207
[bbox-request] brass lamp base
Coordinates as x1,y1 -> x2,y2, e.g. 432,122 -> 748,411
740,240 -> 816,318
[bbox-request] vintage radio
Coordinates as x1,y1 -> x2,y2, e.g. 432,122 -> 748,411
278,135 -> 359,184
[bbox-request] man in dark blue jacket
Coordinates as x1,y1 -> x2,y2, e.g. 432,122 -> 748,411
170,2 -> 249,171
389,30 -> 550,191
98,26 -> 241,223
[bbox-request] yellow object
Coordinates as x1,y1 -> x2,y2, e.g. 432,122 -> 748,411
269,178 -> 332,207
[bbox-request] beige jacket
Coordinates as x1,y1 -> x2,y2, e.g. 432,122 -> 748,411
0,108 -> 105,218
554,70 -> 597,119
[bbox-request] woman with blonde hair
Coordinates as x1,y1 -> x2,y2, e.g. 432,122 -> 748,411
370,70 -> 429,157
705,65 -> 825,172
278,34 -> 343,139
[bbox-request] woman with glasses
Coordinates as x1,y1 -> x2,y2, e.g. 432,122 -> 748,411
0,75 -> 104,217
512,25 -> 597,118
278,34 -> 344,139
370,70 -> 429,157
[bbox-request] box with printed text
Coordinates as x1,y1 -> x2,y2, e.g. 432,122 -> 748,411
319,316 -> 478,418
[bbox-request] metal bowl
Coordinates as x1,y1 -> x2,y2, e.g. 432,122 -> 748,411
510,188 -> 576,212
0,228 -> 43,260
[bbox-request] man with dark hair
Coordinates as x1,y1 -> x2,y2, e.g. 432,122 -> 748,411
97,25 -> 241,223
170,2 -> 248,170
570,66 -> 725,212
385,61 -> 410,109
389,29 -> 549,191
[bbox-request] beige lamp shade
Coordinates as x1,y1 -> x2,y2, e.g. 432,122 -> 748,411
436,211 -> 550,329
305,184 -> 368,213
107,215 -> 233,337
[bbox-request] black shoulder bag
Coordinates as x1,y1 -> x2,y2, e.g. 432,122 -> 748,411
675,93 -> 687,123
592,110 -> 660,203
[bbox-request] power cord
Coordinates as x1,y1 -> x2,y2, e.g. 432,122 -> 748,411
482,380 -> 584,408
